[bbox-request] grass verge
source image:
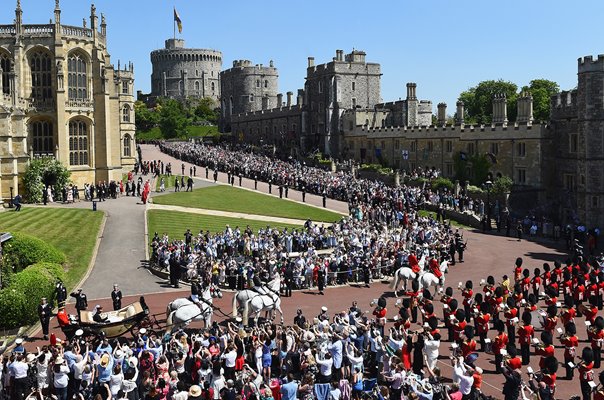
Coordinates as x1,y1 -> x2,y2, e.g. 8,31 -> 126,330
136,125 -> 219,141
0,207 -> 104,289
152,185 -> 344,222
418,209 -> 473,229
147,209 -> 301,245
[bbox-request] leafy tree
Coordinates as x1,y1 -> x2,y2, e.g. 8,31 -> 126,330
159,99 -> 189,139
194,97 -> 219,124
458,80 -> 518,124
522,79 -> 559,122
23,157 -> 71,203
492,175 -> 514,194
134,101 -> 159,131
453,152 -> 490,186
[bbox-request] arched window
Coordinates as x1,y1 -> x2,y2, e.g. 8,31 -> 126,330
69,120 -> 89,166
30,51 -> 52,100
123,134 -> 132,157
194,81 -> 200,91
122,105 -> 130,123
256,79 -> 260,88
264,80 -> 268,88
68,52 -> 87,100
0,52 -> 11,95
211,82 -> 215,91
31,120 -> 53,155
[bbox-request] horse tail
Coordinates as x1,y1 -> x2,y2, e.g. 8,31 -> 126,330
242,299 -> 250,326
390,269 -> 400,290
232,294 -> 238,318
166,310 -> 175,329
166,302 -> 173,319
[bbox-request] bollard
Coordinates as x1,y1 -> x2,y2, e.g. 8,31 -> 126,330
92,201 -> 97,211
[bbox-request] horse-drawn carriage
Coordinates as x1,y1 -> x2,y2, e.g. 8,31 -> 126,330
61,297 -> 159,342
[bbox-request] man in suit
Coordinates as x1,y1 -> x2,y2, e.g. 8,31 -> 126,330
111,284 -> 122,311
55,280 -> 67,308
38,297 -> 51,340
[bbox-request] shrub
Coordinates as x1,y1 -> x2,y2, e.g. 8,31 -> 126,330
492,175 -> 514,194
2,232 -> 65,273
6,264 -> 61,325
467,185 -> 484,195
22,157 -> 71,203
431,177 -> 454,192
0,288 -> 28,329
28,262 -> 66,282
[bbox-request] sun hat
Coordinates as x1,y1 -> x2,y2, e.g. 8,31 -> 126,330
189,385 -> 202,397
26,353 -> 36,363
100,354 -> 111,368
55,356 -> 64,365
115,349 -> 124,358
128,356 -> 138,368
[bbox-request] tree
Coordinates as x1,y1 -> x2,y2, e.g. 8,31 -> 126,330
458,80 -> 518,125
23,157 -> 71,203
522,79 -> 559,122
134,101 -> 159,131
194,97 -> 219,124
159,99 -> 189,139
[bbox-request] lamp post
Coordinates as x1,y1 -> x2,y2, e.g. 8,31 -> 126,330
485,180 -> 493,230
9,187 -> 13,208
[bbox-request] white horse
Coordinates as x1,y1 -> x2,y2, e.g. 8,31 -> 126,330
166,286 -> 213,331
242,287 -> 284,326
417,260 -> 449,295
390,254 -> 426,296
232,274 -> 281,318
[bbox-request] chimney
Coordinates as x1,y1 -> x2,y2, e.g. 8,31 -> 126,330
517,91 -> 533,124
336,50 -> 344,61
456,100 -> 465,125
297,89 -> 304,106
307,57 -> 315,68
269,60 -> 274,68
277,93 -> 283,107
406,82 -> 417,100
492,94 -> 508,125
286,91 -> 293,107
262,96 -> 269,110
437,103 -> 447,126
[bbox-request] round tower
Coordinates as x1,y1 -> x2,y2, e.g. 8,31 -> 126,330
150,39 -> 222,102
219,60 -> 279,132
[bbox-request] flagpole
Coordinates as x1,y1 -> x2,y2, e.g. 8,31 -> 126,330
173,10 -> 176,40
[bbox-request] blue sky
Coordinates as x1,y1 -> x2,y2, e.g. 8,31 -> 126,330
9,0 -> 604,112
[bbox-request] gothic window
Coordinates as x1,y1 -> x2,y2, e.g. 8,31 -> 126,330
264,80 -> 268,88
69,120 -> 89,166
31,120 -> 53,155
256,79 -> 260,88
122,81 -> 129,94
194,81 -> 200,91
123,134 -> 132,157
0,52 -> 11,95
30,51 -> 52,100
211,82 -> 215,91
68,52 -> 87,100
122,105 -> 131,123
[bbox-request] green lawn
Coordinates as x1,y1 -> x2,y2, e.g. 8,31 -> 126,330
155,175 -> 178,191
147,210 -> 301,245
152,185 -> 344,222
136,125 -> 219,141
0,207 -> 104,289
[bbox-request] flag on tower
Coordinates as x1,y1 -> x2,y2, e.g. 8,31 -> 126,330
174,7 -> 182,34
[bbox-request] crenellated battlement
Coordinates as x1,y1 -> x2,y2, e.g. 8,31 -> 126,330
578,54 -> 604,73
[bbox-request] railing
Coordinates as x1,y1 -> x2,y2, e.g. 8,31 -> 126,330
62,25 -> 93,39
0,25 -> 16,35
23,24 -> 54,36
66,99 -> 93,109
30,98 -> 55,111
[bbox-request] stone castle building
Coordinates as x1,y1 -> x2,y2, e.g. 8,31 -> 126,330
148,38 -> 222,103
0,1 -> 136,200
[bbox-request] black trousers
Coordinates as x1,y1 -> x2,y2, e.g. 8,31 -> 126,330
41,317 -> 50,335
521,343 -> 530,365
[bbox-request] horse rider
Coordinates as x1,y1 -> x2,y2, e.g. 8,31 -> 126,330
428,255 -> 444,286
190,278 -> 205,311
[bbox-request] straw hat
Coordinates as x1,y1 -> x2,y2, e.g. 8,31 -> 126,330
55,356 -> 65,365
26,353 -> 36,363
100,354 -> 111,368
189,385 -> 202,397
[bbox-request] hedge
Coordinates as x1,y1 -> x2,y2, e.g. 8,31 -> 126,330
2,232 -> 65,273
0,289 -> 28,329
2,263 -> 65,327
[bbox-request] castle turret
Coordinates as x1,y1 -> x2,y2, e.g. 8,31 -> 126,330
437,102 -> 447,126
405,82 -> 418,126
456,100 -> 464,125
517,91 -> 533,124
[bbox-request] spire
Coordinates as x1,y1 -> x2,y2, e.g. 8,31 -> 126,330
100,13 -> 106,36
55,0 -> 60,10
15,0 -> 23,33
54,0 -> 61,26
16,0 -> 21,11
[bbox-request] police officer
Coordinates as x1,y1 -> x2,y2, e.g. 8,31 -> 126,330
279,185 -> 284,199
38,297 -> 51,340
111,284 -> 122,311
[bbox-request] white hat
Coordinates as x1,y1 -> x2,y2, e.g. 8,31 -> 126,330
115,349 -> 124,358
15,338 -> 23,345
128,356 -> 138,368
26,353 -> 36,363
321,306 -> 328,312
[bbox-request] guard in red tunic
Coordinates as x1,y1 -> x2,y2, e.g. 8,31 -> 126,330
408,250 -> 420,274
